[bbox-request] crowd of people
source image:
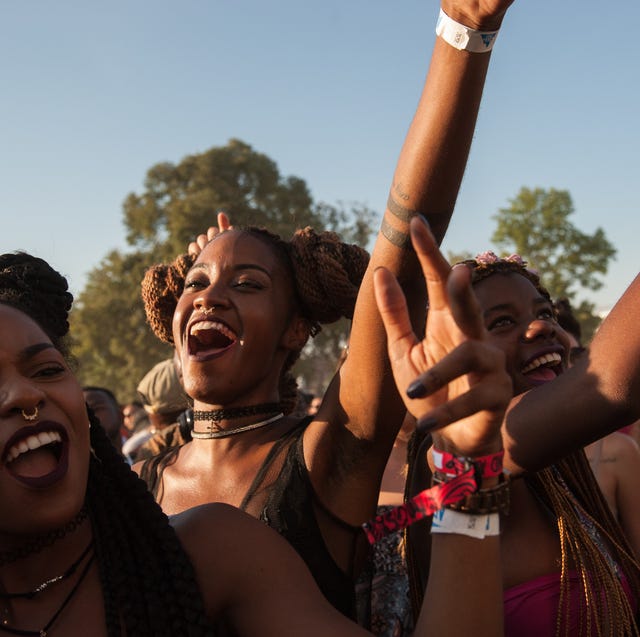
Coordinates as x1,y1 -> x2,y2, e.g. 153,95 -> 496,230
1,1 -> 639,635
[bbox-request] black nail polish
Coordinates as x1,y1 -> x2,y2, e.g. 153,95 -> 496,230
407,380 -> 427,399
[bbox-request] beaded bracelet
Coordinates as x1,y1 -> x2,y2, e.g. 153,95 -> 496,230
432,471 -> 511,515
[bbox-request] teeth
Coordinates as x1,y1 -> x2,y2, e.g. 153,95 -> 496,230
522,352 -> 562,374
5,430 -> 62,464
189,320 -> 236,340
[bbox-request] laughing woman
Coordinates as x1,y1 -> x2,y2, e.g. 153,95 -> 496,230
136,0 -> 516,622
403,249 -> 640,636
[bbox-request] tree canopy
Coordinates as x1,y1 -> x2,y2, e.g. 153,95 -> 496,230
71,139 -> 377,402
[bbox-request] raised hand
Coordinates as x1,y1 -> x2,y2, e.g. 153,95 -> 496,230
373,216 -> 511,457
187,211 -> 232,257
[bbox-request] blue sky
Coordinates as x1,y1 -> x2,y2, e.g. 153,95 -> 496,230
2,1 -> 638,314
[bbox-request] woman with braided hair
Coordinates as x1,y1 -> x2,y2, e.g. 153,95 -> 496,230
402,248 -> 640,636
135,0 -> 517,623
0,244 -> 514,636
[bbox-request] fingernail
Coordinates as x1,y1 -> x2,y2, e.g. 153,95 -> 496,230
416,214 -> 430,227
416,417 -> 438,432
407,380 -> 427,399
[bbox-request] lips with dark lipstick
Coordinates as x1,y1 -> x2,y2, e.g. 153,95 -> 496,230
188,319 -> 237,357
1,422 -> 69,488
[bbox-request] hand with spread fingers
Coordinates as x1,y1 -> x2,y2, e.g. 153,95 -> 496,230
187,211 -> 232,257
373,215 -> 512,457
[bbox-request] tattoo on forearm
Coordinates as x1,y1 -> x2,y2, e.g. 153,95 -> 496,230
387,194 -> 419,223
381,218 -> 413,250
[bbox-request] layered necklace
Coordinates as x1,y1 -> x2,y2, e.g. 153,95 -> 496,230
191,402 -> 284,439
0,541 -> 95,636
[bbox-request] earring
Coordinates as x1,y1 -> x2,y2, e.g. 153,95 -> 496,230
21,406 -> 39,422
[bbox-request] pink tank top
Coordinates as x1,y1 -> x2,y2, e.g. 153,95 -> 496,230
504,571 -> 634,637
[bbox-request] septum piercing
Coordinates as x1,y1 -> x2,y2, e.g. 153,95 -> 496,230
21,406 -> 39,421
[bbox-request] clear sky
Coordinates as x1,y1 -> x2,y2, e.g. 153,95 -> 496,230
2,1 -> 638,314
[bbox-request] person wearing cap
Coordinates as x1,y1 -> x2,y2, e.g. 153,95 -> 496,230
122,357 -> 189,463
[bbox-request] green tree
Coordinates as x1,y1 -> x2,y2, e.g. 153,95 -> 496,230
491,187 -> 616,341
71,139 -> 376,401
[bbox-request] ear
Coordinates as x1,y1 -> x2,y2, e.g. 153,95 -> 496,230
280,314 -> 311,351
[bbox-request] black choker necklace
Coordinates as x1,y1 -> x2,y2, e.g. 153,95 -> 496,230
193,402 -> 281,423
0,509 -> 87,567
0,541 -> 93,600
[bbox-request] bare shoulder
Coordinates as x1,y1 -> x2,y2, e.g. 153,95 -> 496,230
604,432 -> 640,459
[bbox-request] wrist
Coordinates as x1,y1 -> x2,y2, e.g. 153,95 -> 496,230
436,8 -> 501,53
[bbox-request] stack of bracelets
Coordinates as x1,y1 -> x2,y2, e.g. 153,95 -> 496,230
362,448 -> 510,544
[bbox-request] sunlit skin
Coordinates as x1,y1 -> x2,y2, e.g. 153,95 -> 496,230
172,231 -> 309,411
0,305 -> 90,538
473,273 -> 570,396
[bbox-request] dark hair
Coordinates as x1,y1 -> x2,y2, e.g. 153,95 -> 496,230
459,253 -> 553,304
0,251 -> 74,358
87,412 -> 214,636
141,226 -> 369,414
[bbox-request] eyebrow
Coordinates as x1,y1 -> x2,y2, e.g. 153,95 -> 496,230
188,263 -> 272,278
19,342 -> 57,362
483,296 -> 550,317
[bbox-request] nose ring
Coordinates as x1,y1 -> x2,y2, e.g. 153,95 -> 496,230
201,306 -> 216,316
21,406 -> 39,421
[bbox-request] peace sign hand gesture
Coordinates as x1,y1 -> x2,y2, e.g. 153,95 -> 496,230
373,216 -> 512,457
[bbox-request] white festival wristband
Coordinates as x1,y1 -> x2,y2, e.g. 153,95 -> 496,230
435,8 -> 499,53
431,507 -> 500,539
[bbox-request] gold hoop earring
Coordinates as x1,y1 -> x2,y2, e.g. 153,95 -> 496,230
21,406 -> 39,421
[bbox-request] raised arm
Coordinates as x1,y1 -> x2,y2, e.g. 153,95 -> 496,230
372,216 -> 511,636
310,0 -> 515,518
503,273 -> 640,474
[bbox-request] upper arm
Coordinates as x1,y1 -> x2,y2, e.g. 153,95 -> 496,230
612,435 -> 640,559
174,504 -> 370,637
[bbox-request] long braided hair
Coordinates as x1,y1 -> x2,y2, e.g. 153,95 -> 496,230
0,252 -> 215,636
141,226 -> 369,414
465,252 -> 640,636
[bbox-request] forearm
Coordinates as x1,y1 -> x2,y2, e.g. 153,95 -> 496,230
343,7 -> 505,436
417,534 -> 503,637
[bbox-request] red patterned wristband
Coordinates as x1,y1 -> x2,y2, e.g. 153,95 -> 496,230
432,448 -> 504,479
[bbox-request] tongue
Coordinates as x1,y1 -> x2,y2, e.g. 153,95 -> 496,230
8,448 -> 58,479
526,366 -> 556,383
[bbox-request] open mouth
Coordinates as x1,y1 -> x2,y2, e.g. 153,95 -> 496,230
188,320 -> 237,357
521,352 -> 563,384
3,427 -> 69,488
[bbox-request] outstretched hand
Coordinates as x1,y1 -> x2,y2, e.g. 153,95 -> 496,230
373,216 -> 511,457
187,211 -> 232,257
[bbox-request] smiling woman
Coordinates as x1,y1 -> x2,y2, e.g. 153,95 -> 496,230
406,251 -> 640,637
